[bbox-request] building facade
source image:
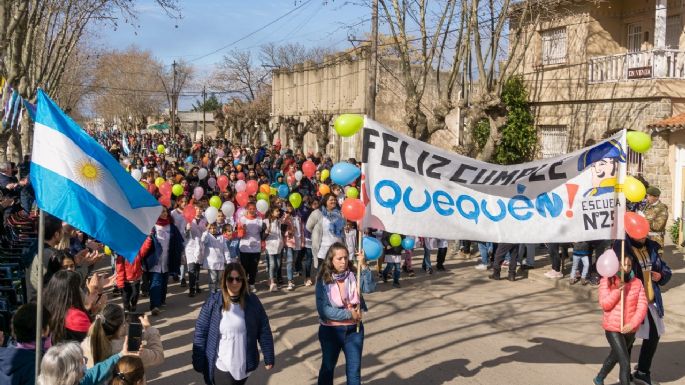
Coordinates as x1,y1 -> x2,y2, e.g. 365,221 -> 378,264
515,0 -> 685,221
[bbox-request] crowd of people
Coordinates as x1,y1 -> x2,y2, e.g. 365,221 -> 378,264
0,129 -> 674,385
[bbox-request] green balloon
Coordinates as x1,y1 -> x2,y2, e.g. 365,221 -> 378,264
626,131 -> 652,154
289,192 -> 302,209
209,195 -> 222,209
157,144 -> 165,154
172,184 -> 184,196
334,114 -> 364,137
346,187 -> 359,199
256,192 -> 269,202
389,233 -> 402,247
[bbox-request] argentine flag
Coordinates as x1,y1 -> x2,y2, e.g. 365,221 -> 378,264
30,90 -> 162,262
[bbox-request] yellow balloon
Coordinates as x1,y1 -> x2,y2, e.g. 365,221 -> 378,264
155,177 -> 165,187
320,169 -> 330,182
104,246 -> 112,255
623,176 -> 646,203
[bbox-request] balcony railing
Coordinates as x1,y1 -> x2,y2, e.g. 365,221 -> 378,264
588,49 -> 685,83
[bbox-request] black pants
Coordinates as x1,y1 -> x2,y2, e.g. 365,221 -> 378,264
436,247 -> 447,269
187,263 -> 201,294
141,272 -> 150,295
122,281 -> 140,312
599,331 -> 636,385
631,311 -> 661,374
240,252 -> 260,285
547,243 -> 569,272
213,369 -> 248,385
493,243 -> 518,275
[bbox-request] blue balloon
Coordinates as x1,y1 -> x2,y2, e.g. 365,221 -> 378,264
233,159 -> 240,166
330,162 -> 361,186
185,156 -> 193,163
277,184 -> 290,198
362,236 -> 383,261
401,237 -> 415,250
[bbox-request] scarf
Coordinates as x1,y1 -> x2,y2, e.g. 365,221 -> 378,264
156,217 -> 170,226
326,270 -> 360,308
321,206 -> 344,239
229,295 -> 240,304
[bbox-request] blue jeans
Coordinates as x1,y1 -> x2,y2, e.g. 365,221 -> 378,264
478,242 -> 493,265
518,243 -> 536,266
571,254 -> 590,279
149,272 -> 169,310
383,261 -> 400,284
422,248 -> 432,270
285,248 -> 294,281
268,254 -> 281,280
304,248 -> 314,278
318,323 -> 364,385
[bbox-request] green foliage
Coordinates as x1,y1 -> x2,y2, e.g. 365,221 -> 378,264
493,76 -> 537,165
192,94 -> 222,112
473,118 -> 490,150
669,217 -> 681,244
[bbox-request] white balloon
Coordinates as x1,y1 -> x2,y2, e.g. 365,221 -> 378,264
221,201 -> 235,217
235,180 -> 246,192
295,171 -> 303,181
123,158 -> 131,166
205,206 -> 218,224
198,168 -> 208,180
256,199 -> 269,214
131,169 -> 142,181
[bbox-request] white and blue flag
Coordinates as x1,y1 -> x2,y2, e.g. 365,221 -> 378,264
30,90 -> 161,262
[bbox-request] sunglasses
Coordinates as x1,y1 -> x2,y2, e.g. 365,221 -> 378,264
226,276 -> 242,283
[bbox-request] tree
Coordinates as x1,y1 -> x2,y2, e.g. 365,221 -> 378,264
259,42 -> 333,70
159,60 -> 193,134
305,110 -> 333,153
211,49 -> 269,102
192,94 -> 221,112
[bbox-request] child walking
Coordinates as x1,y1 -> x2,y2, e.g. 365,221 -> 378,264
571,241 -> 592,285
202,222 -> 229,293
185,204 -> 206,297
382,232 -> 403,288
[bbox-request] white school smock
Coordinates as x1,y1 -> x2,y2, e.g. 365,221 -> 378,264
202,232 -> 230,270
215,304 -> 250,380
239,216 -> 263,254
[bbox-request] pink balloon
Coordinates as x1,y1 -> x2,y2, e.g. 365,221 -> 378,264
596,249 -> 619,278
193,186 -> 204,200
235,180 -> 246,192
366,214 -> 385,231
208,177 -> 217,189
237,172 -> 245,181
217,175 -> 229,192
246,180 -> 258,196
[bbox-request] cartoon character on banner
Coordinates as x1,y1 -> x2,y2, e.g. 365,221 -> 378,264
577,139 -> 627,198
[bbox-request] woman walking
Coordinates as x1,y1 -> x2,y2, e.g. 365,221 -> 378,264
264,206 -> 284,292
315,243 -> 366,385
238,202 -> 265,293
306,194 -> 345,270
192,263 -> 275,385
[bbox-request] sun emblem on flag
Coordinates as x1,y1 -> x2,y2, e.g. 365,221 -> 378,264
74,159 -> 102,187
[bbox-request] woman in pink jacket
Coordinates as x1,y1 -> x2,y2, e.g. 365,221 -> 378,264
594,256 -> 648,385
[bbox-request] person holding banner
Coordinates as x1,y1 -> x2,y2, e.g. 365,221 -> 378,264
315,243 -> 366,385
489,243 -> 520,281
594,256 -> 647,385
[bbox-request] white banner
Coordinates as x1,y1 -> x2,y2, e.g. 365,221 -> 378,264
361,119 -> 626,243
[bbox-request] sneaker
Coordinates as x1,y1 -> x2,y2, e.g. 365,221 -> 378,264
392,282 -> 401,288
475,264 -> 488,271
151,307 -> 161,316
428,268 -> 433,275
250,285 -> 258,293
569,277 -> 579,285
180,280 -> 187,288
546,270 -> 563,279
502,260 -> 510,267
521,264 -> 534,270
593,376 -> 604,385
544,270 -> 555,277
269,283 -> 278,292
382,274 -> 388,283
305,280 -> 313,287
581,278 -> 588,286
188,291 -> 196,298
633,370 -> 657,385
287,282 -> 295,291
408,270 -> 416,277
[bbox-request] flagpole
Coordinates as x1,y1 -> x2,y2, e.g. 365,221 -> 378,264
34,210 -> 45,381
620,239 -> 625,331
356,222 -> 362,333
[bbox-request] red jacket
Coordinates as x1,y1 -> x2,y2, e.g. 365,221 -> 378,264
116,254 -> 143,288
599,276 -> 648,333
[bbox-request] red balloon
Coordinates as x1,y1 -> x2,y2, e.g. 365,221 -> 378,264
341,198 -> 365,222
237,172 -> 246,181
217,175 -> 229,192
183,203 -> 196,223
236,191 -> 249,207
246,180 -> 259,196
625,212 -> 650,240
302,160 -> 316,178
159,195 -> 171,208
159,181 -> 172,197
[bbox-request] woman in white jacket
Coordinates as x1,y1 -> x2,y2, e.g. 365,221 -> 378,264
264,206 -> 284,292
202,222 -> 230,293
185,205 -> 206,298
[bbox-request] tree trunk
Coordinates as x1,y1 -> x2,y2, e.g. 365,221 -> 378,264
315,123 -> 330,154
0,132 -> 11,162
20,109 -> 31,156
8,130 -> 22,163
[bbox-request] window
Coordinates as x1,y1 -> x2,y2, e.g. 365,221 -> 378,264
541,28 -> 567,65
539,125 -> 569,158
667,15 -> 682,48
627,147 -> 644,176
628,23 -> 643,52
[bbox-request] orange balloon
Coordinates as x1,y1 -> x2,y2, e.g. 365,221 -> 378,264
341,198 -> 365,221
260,184 -> 271,195
319,184 -> 330,195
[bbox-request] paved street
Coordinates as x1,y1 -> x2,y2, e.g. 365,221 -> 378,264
123,246 -> 685,385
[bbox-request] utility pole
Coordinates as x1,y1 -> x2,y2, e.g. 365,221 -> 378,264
202,85 -> 207,140
171,60 -> 178,135
366,0 -> 378,120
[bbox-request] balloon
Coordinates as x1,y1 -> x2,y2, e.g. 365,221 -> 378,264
185,156 -> 193,163
341,198 -> 365,221
295,171 -> 303,181
246,180 -> 259,196
157,144 -> 165,154
287,175 -> 295,186
401,237 -> 415,250
331,162 -> 361,186
233,159 -> 240,166
320,169 -> 330,182
154,177 -> 165,187
217,175 -> 229,192
367,215 -> 385,231
104,246 -> 112,256
221,201 -> 235,217
209,195 -> 222,209
334,114 -> 364,137
237,172 -> 245,181
362,236 -> 383,261
625,212 -> 650,239
172,184 -> 184,196
624,176 -> 646,203
278,184 -> 290,198
198,168 -> 208,180
289,192 -> 302,209
193,186 -> 204,200
122,158 -> 131,166
302,161 -> 316,178
345,186 -> 359,199
207,177 -> 217,189
596,249 -> 620,278
159,195 -> 171,208
389,234 -> 402,247
183,203 -> 196,223
256,192 -> 269,202
260,184 -> 271,195
256,199 -> 269,214
139,181 -> 147,188
236,207 -> 246,219
205,206 -> 218,224
131,169 -> 142,181
159,182 -> 172,197
235,180 -> 246,192
236,191 -> 249,207
319,184 -> 330,195
627,131 -> 652,154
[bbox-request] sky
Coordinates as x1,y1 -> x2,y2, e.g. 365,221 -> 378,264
98,0 -> 371,108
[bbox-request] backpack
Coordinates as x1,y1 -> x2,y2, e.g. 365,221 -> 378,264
359,266 -> 376,294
